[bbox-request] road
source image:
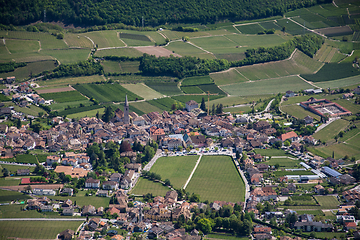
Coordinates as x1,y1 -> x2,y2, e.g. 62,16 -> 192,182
234,158 -> 250,210
183,155 -> 202,189
0,218 -> 86,221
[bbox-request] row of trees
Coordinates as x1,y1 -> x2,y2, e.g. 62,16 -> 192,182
0,61 -> 26,73
0,0 -> 330,27
139,34 -> 325,78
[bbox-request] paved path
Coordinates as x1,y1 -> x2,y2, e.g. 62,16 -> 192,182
234,158 -> 250,210
0,218 -> 86,221
183,155 -> 202,189
314,117 -> 340,133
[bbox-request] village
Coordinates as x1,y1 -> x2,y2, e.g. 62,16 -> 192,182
1,79 -> 360,240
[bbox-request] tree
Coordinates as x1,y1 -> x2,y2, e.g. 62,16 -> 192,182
189,193 -> 200,202
2,167 -> 9,177
200,97 -> 206,111
284,140 -> 291,147
196,218 -> 212,234
211,104 -> 215,115
16,118 -> 21,129
120,141 -> 132,153
102,106 -> 113,123
164,179 -> 171,186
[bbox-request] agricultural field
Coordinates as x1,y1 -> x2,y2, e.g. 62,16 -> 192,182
130,177 -> 170,196
0,220 -> 81,240
253,149 -> 289,156
181,76 -> 213,86
276,19 -> 310,35
122,83 -> 164,100
313,119 -> 349,142
181,86 -> 204,94
38,75 -> 104,88
273,170 -> 315,177
80,30 -> 125,48
172,95 -> 224,104
206,232 -> 249,240
135,46 -> 181,57
73,83 -> 143,103
94,48 -> 143,57
130,101 -> 163,114
0,189 -> 31,203
186,155 -> 245,202
311,75 -> 360,89
209,95 -> 275,107
210,69 -> 248,86
221,75 -> 313,96
310,140 -> 360,159
314,44 -> 346,63
58,104 -> 104,116
145,81 -> 183,96
316,26 -> 353,37
314,195 -> 340,209
165,41 -> 215,59
235,23 -> 265,34
68,107 -> 105,119
63,33 -> 93,48
332,99 -> 360,114
40,90 -> 87,103
236,50 -> 323,81
150,156 -> 199,189
119,32 -> 153,47
0,60 -> 57,81
15,154 -> 38,164
49,100 -> 92,112
40,49 -> 91,64
301,62 -> 360,82
147,98 -> 182,111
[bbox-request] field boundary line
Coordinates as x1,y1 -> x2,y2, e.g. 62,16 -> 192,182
183,155 -> 202,189
297,74 -> 321,89
84,36 -> 96,48
287,17 -> 327,39
234,68 -> 251,81
187,42 -> 212,54
344,131 -> 360,144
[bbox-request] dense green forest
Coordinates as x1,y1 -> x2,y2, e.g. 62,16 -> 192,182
0,0 -> 331,27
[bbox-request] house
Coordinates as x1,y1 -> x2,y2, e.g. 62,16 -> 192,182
82,205 -> 96,216
110,173 -> 123,183
125,163 -> 142,172
279,131 -> 298,142
17,169 -> 30,176
256,164 -> 269,172
251,187 -> 277,202
287,183 -> 296,192
62,207 -> 74,216
59,229 -> 75,240
314,185 -> 325,195
46,155 -> 61,166
253,225 -> 271,234
253,121 -> 271,131
339,174 -> 356,185
294,221 -> 333,232
148,226 -> 164,239
61,188 -> 73,196
254,154 -> 263,162
85,178 -> 100,188
343,93 -> 354,99
32,189 -> 56,196
186,100 -> 198,112
41,205 -> 53,212
344,222 -> 357,230
102,181 -> 119,190
285,91 -> 295,97
304,115 -> 313,124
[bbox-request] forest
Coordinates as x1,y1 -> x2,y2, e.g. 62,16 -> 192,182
0,0 -> 331,27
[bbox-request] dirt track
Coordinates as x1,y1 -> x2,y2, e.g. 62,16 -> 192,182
36,86 -> 75,94
135,46 -> 181,57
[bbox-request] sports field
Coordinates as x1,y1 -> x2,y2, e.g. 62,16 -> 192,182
150,156 -> 199,189
130,177 -> 170,196
0,221 -> 81,240
122,83 -> 164,100
221,75 -> 313,96
186,155 -> 245,202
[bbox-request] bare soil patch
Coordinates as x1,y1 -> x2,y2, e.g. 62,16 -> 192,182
135,46 -> 181,57
36,86 -> 75,94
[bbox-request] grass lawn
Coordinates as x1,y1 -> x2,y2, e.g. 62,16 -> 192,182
15,154 -> 38,164
313,119 -> 349,142
43,190 -> 109,209
130,177 -> 170,196
280,105 -> 320,121
0,178 -> 21,187
294,209 -> 324,216
186,155 -> 245,202
333,99 -> 360,114
221,76 -> 313,96
150,156 -> 199,189
0,189 -> 32,203
259,157 -> 300,168
0,220 -> 81,240
273,170 -> 315,176
122,83 -> 164,100
253,149 -> 289,156
0,164 -> 35,177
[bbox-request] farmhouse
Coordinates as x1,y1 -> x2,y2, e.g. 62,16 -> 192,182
300,98 -> 352,118
186,100 -> 198,112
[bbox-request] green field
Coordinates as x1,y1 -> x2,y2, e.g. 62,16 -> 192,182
39,75 -> 104,88
40,49 -> 90,64
181,86 -> 204,94
0,220 -> 81,240
73,83 -> 143,103
145,81 -> 183,96
80,30 -> 125,48
0,164 -> 35,177
258,157 -> 300,168
172,95 -> 224,104
235,24 -> 265,34
314,195 -> 340,209
147,98 -> 181,111
209,95 -> 274,107
313,119 -> 349,142
40,90 -> 87,103
0,189 -> 32,203
281,105 -> 320,121
165,41 -> 215,59
130,101 -> 163,114
273,170 -> 315,176
186,155 -> 245,202
122,83 -> 164,100
68,107 -> 105,119
102,61 -> 139,73
207,232 -> 250,240
130,177 -> 170,196
221,75 -> 313,96
58,104 -> 104,116
15,154 -> 38,164
301,63 -> 360,82
276,19 -> 310,35
94,48 -> 143,57
253,149 -> 289,156
50,100 -> 92,112
236,50 -> 323,81
0,60 -> 57,81
333,99 -> 360,114
210,69 -> 248,86
181,76 -> 213,86
64,33 -> 93,48
150,156 -> 199,189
